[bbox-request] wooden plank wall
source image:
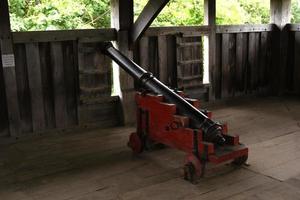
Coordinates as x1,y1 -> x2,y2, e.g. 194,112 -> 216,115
13,41 -> 79,134
285,25 -> 300,94
141,25 -> 274,100
138,33 -> 208,100
214,31 -> 273,99
0,29 -> 121,137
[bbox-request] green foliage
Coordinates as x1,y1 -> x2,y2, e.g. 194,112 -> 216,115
143,0 -> 204,26
8,0 -> 110,31
238,0 -> 269,24
292,0 -> 300,23
7,0 -> 300,31
216,0 -> 248,25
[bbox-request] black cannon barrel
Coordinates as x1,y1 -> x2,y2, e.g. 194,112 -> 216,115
100,42 -> 225,145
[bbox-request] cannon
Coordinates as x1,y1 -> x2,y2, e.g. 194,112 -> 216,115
100,42 -> 248,182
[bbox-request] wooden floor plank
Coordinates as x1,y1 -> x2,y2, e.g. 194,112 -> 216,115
0,97 -> 300,199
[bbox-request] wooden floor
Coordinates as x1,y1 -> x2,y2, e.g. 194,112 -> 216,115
1,96 -> 300,200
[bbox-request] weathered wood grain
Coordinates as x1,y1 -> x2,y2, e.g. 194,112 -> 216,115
39,42 -> 56,129
148,37 -> 159,77
13,29 -> 117,43
51,42 -> 67,129
25,43 -> 46,131
158,35 -> 168,84
221,34 -> 236,98
14,44 -> 32,133
139,37 -> 149,71
0,49 -> 9,136
0,0 -> 21,137
294,32 -> 300,93
166,35 -> 177,88
248,32 -> 260,92
235,33 -> 248,95
63,42 -> 78,126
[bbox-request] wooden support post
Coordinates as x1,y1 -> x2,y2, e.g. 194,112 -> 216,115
131,0 -> 170,44
111,0 -> 135,125
204,0 -> 216,101
271,0 -> 291,28
0,0 -> 21,137
270,0 -> 291,95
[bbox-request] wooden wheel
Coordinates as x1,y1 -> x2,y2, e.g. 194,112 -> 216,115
232,155 -> 248,166
128,132 -> 143,154
183,154 -> 203,183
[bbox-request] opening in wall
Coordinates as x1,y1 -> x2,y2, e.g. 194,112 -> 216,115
203,35 -> 209,84
292,0 -> 300,23
216,0 -> 270,25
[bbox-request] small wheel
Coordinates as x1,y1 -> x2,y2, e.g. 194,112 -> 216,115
184,162 -> 196,182
183,154 -> 203,183
128,132 -> 143,154
145,138 -> 166,151
232,155 -> 248,166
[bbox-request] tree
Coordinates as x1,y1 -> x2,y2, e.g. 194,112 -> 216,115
291,0 -> 300,23
8,0 -> 300,31
9,0 -> 110,31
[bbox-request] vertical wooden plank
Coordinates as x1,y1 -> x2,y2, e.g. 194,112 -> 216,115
214,34 -> 222,99
25,43 -> 46,131
51,42 -> 67,129
270,26 -> 281,94
63,41 -> 78,126
278,26 -> 290,94
259,32 -> 268,89
14,44 -> 32,133
247,33 -> 255,92
72,40 -> 80,122
166,35 -> 177,88
39,42 -> 55,129
139,37 -> 149,71
158,35 -> 168,84
235,33 -> 248,95
294,32 -> 300,93
248,32 -> 260,92
148,36 -> 159,77
0,0 -> 21,137
221,33 -> 235,98
0,49 -> 9,136
176,36 -> 183,84
265,32 -> 274,92
286,31 -> 295,92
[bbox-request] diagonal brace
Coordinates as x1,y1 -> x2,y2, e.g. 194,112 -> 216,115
131,0 -> 170,44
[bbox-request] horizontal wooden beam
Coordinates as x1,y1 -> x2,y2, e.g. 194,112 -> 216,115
144,24 -> 275,37
287,24 -> 300,31
12,29 -> 117,43
10,24 -> 276,44
216,24 -> 276,33
131,0 -> 170,43
145,26 -> 211,36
